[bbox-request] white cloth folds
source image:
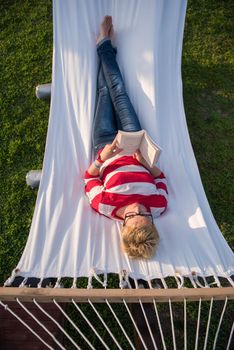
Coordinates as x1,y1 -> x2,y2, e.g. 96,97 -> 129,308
15,0 -> 234,280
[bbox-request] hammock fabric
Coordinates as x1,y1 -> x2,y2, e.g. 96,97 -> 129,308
8,0 -> 234,283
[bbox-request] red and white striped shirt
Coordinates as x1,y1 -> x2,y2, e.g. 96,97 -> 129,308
84,154 -> 168,220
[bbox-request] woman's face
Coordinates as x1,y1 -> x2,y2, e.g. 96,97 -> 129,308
123,202 -> 152,227
125,215 -> 152,227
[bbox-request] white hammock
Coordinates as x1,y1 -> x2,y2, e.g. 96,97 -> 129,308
5,0 -> 234,285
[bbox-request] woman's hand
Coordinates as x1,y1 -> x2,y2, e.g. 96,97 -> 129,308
134,150 -> 162,177
100,140 -> 123,162
133,150 -> 149,168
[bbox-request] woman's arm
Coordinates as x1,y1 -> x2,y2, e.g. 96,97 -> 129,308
133,150 -> 162,177
87,161 -> 102,177
87,140 -> 122,176
134,150 -> 168,210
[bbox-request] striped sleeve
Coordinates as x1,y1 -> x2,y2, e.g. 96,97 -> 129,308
154,172 -> 168,203
84,171 -> 104,211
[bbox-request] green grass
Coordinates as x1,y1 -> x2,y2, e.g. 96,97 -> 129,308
0,0 -> 52,282
0,0 -> 233,349
182,0 -> 234,248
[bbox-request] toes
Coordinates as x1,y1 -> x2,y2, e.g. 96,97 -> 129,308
104,15 -> 112,28
99,15 -> 113,41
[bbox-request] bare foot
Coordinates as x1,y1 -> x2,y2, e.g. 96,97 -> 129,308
96,16 -> 113,44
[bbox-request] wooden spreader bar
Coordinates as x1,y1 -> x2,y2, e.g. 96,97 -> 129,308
0,287 -> 233,303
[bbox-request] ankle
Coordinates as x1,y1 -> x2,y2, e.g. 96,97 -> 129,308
96,37 -> 111,48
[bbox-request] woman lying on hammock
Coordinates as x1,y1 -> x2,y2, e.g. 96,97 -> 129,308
84,16 -> 168,259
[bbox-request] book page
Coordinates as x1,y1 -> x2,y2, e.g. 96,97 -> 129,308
140,133 -> 162,167
115,130 -> 145,155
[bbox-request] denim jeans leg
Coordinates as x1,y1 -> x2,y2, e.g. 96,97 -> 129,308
97,40 -> 142,132
92,63 -> 118,156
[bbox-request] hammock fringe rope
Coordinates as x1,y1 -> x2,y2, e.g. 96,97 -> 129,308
3,270 -> 234,290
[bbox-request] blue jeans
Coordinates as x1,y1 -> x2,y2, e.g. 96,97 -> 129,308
93,40 -> 141,155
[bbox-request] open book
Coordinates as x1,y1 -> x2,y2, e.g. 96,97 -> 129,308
114,129 -> 162,167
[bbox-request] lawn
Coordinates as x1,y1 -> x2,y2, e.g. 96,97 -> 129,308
0,0 -> 233,348
0,0 -> 52,282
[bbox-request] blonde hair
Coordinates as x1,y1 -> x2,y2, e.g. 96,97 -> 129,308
121,223 -> 159,259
